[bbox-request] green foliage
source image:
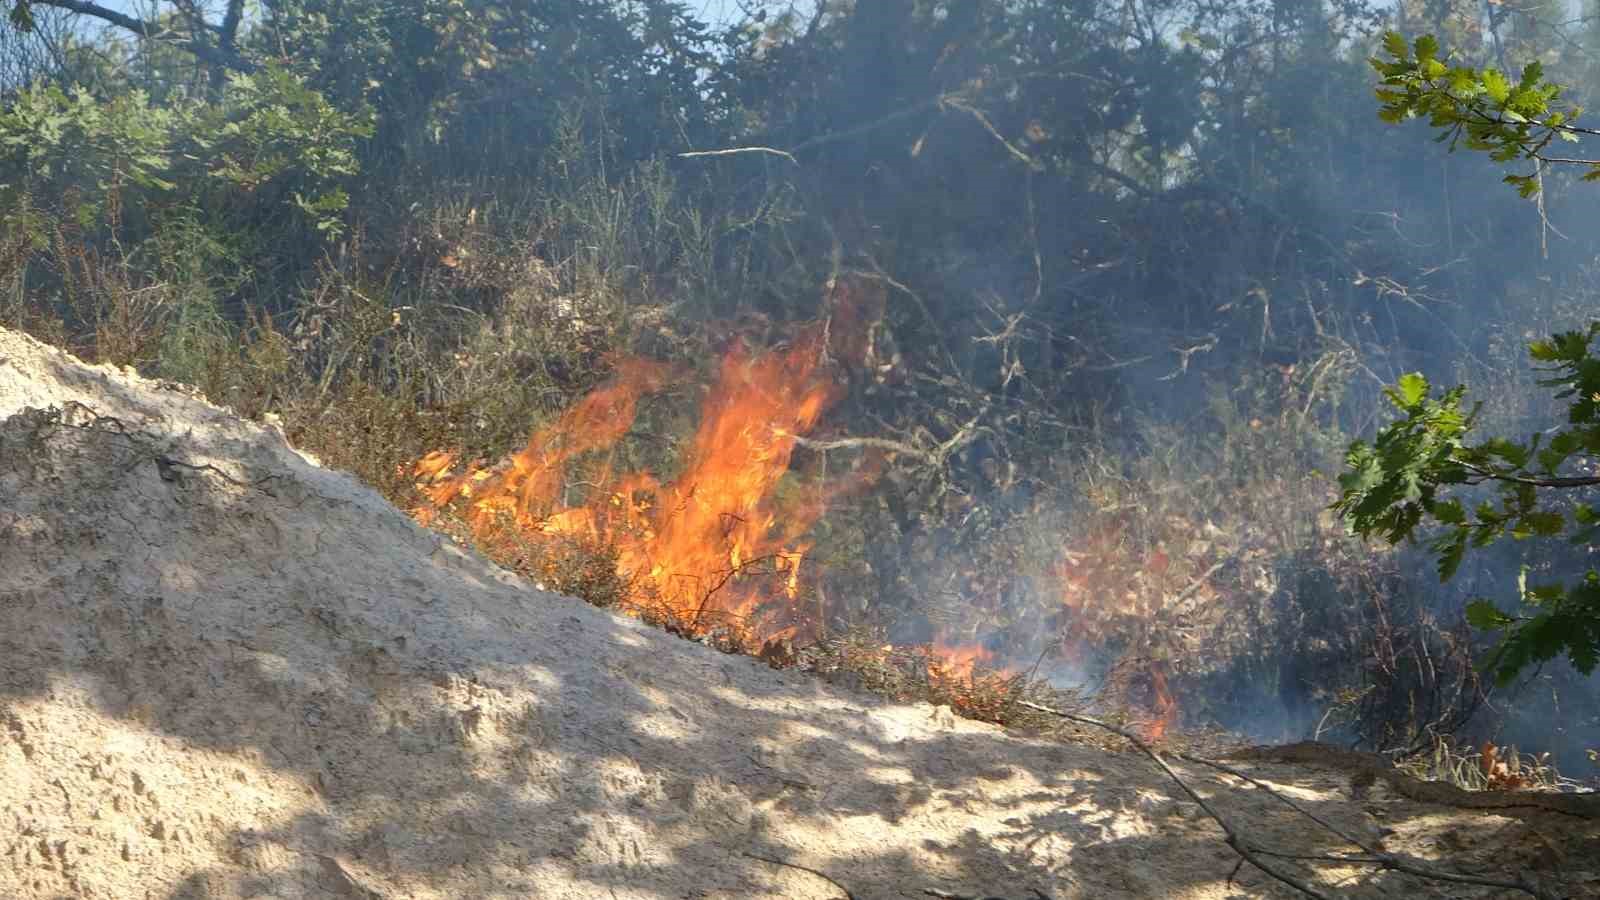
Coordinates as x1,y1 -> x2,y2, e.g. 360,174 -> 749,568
1371,30 -> 1594,196
252,0 -> 718,177
1347,31 -> 1600,688
1334,325 -> 1600,684
0,84 -> 177,223
0,65 -> 370,237
190,64 -> 374,236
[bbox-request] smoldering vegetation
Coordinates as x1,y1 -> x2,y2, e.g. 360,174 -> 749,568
1,0 -> 1596,780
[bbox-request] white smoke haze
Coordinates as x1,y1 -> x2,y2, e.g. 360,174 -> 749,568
2,0 -> 1597,785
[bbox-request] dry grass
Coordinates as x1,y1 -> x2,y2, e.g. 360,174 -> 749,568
7,155 -> 1585,781
1399,735 -> 1595,794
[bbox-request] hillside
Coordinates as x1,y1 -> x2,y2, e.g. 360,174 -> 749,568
2,324 -> 1596,899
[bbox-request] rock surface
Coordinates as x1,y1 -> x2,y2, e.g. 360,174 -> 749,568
2,326 -> 1596,899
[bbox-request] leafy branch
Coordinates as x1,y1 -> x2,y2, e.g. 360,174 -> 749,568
1371,31 -> 1598,196
1333,324 -> 1600,684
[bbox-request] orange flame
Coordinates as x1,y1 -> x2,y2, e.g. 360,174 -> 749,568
928,639 -> 996,682
625,329 -> 839,627
416,328 -> 847,642
412,293 -> 999,685
419,356 -> 681,526
1141,665 -> 1178,743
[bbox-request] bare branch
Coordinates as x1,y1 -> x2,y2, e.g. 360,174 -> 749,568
941,96 -> 1042,171
1019,699 -> 1561,900
1182,753 -> 1556,897
790,433 -> 938,465
25,0 -> 256,72
791,414 -> 987,465
1458,460 -> 1600,489
742,851 -> 858,899
1013,700 -> 1334,899
677,146 -> 799,165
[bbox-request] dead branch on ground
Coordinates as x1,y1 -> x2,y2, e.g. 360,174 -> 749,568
742,850 -> 858,900
1015,700 -> 1558,900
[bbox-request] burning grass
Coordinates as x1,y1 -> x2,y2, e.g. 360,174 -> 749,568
402,320 -> 1175,731
402,326 -> 1384,748
793,628 -> 1026,724
412,328 -> 849,642
1399,736 -> 1597,794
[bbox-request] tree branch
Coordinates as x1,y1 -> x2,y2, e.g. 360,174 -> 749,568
23,0 -> 145,36
677,146 -> 799,165
1018,699 -> 1559,900
26,0 -> 256,72
1183,753 -> 1554,897
1459,460 -> 1600,489
789,433 -> 938,465
1012,700 -> 1334,899
741,851 -> 858,899
219,0 -> 245,52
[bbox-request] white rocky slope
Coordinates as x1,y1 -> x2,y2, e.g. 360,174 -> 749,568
1,326 -> 1594,900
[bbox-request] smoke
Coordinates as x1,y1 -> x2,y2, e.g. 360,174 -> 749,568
9,0 -> 1600,777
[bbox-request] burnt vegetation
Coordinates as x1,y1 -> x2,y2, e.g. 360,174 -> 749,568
1,0 -> 1597,783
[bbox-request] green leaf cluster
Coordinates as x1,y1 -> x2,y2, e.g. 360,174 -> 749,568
0,84 -> 178,223
195,65 -> 374,236
1334,323 -> 1600,684
0,64 -> 371,239
1370,30 -> 1594,196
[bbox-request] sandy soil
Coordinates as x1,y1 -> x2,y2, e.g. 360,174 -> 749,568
2,325 -> 1596,900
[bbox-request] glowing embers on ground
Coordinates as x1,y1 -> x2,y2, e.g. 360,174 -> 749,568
414,329 -> 843,643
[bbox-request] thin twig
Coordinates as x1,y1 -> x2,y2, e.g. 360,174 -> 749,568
1458,459 -> 1600,489
40,401 -> 277,488
789,433 -> 937,464
153,453 -> 278,488
1013,700 -> 1334,899
1018,700 -> 1557,900
1169,561 -> 1226,613
742,850 -> 858,900
677,147 -> 799,165
921,883 -> 1056,890
942,98 -> 1043,171
789,413 -> 989,470
1178,755 -> 1549,896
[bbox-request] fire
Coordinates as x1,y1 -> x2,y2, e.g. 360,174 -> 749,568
413,314 -> 1193,738
928,639 -> 995,682
415,328 -> 844,642
411,289 -> 1004,696
1142,664 -> 1178,742
1052,517 -> 1200,741
625,328 -> 839,630
418,355 -> 681,526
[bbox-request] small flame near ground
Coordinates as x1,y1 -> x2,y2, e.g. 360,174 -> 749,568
1145,666 -> 1178,742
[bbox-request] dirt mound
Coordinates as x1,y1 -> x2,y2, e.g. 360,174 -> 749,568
2,326 -> 1596,899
